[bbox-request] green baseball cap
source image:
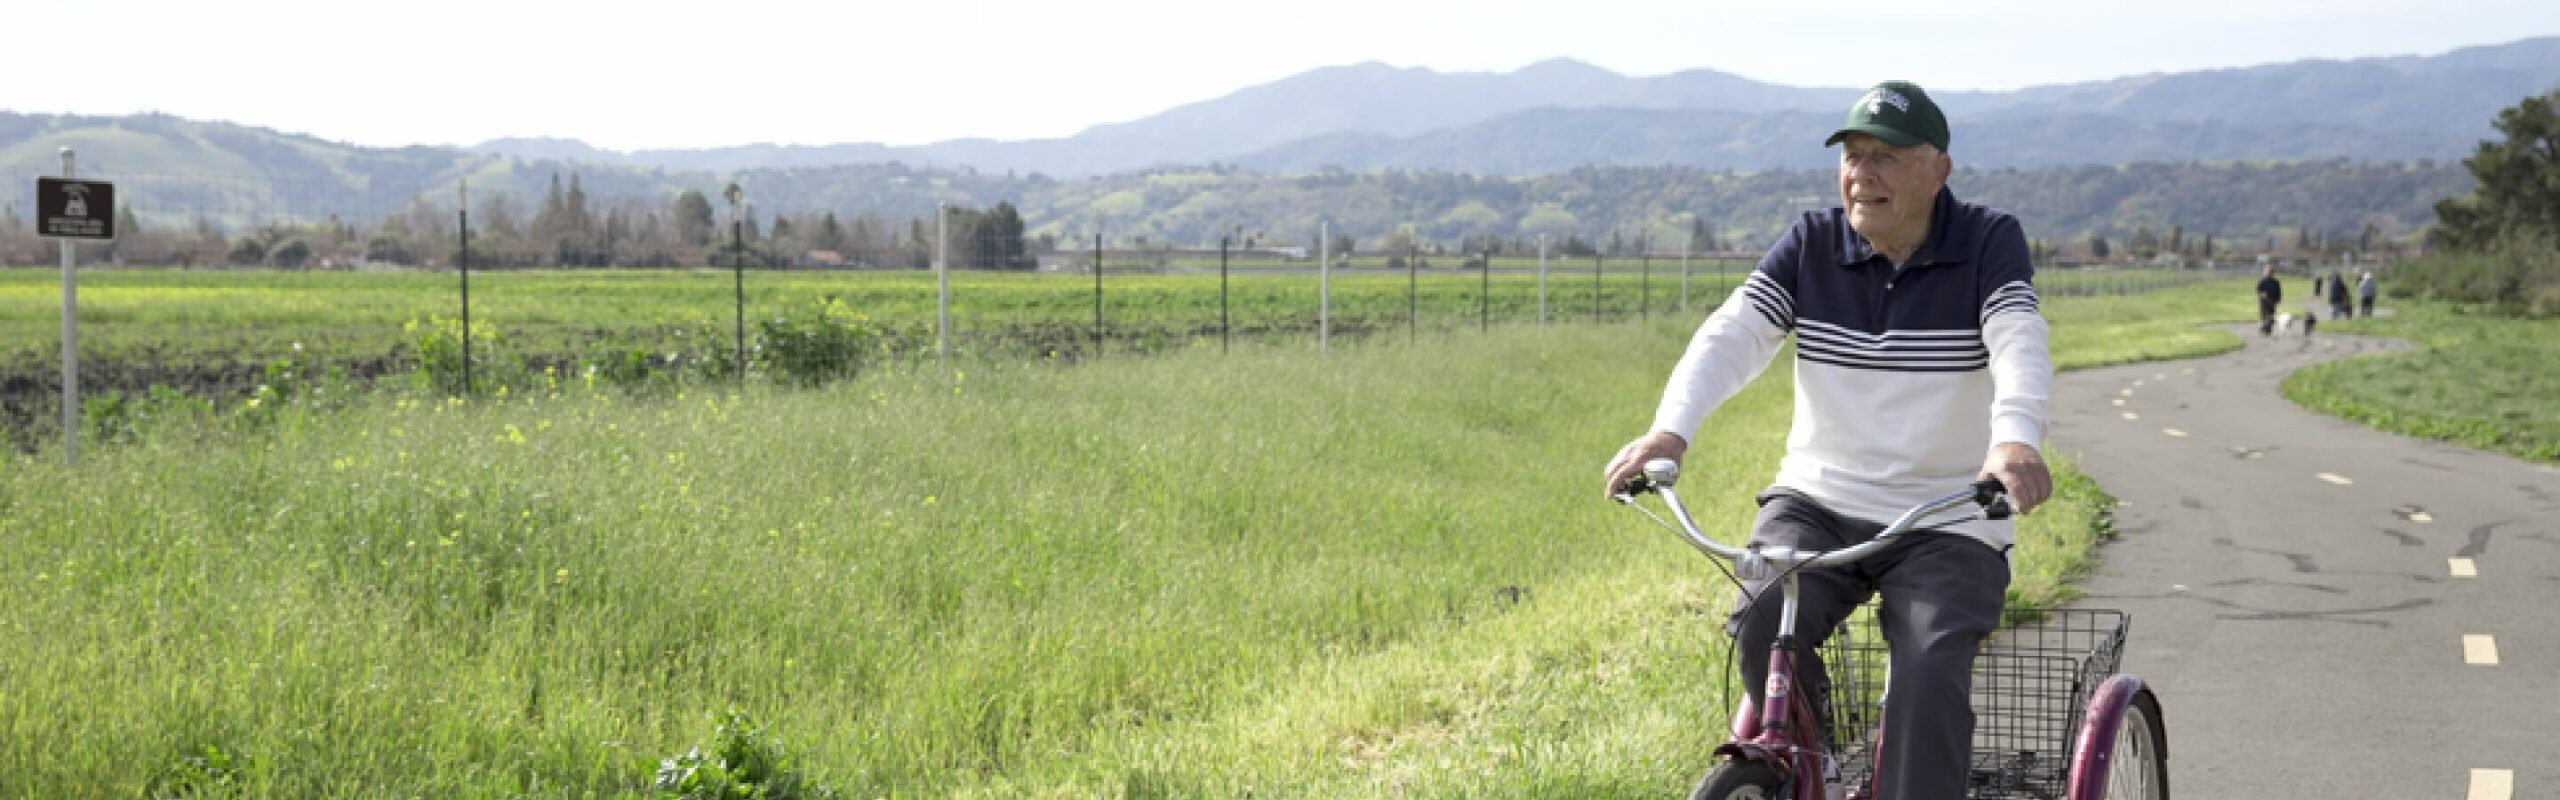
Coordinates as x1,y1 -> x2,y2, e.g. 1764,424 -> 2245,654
1824,80 -> 1950,153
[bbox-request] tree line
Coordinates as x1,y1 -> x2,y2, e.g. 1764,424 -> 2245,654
0,156 -> 2472,271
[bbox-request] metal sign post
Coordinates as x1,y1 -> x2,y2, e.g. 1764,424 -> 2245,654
37,148 -> 116,465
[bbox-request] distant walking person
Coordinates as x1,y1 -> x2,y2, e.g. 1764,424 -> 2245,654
2257,265 -> 2283,336
2328,271 -> 2351,319
2358,271 -> 2377,318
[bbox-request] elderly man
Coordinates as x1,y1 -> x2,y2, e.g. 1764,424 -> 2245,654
1603,80 -> 2052,800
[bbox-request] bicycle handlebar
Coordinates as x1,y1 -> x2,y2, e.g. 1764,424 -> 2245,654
1613,458 -> 2012,573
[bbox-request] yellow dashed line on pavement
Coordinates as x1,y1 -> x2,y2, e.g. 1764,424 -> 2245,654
2463,635 -> 2500,666
2111,398 -> 2126,406
2410,511 -> 2434,523
2469,768 -> 2513,800
2162,428 -> 2188,438
2122,412 -> 2140,420
2119,389 -> 2134,397
2450,558 -> 2478,578
2317,473 -> 2353,485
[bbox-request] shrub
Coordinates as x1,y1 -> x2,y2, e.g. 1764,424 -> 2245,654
2392,229 -> 2560,315
407,315 -> 515,394
756,296 -> 884,386
651,708 -> 840,800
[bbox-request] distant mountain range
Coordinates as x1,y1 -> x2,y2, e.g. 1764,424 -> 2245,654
0,37 -> 2548,252
462,36 -> 2560,175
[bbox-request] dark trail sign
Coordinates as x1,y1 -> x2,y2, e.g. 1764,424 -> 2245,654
37,177 -> 115,240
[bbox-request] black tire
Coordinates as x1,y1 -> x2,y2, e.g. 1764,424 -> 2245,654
2102,688 -> 2169,799
1689,759 -> 1787,800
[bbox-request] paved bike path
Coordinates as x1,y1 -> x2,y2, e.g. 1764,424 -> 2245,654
2048,328 -> 2558,799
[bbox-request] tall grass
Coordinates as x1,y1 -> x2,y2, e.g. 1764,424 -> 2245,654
0,284 -> 2238,798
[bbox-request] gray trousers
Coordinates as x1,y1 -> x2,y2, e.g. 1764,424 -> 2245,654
1727,489 -> 2009,800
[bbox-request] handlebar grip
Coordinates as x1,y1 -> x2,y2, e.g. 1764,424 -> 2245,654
1619,474 -> 1656,496
1972,479 -> 2014,520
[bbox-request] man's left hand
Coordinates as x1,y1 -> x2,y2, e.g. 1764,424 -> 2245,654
1980,442 -> 2052,515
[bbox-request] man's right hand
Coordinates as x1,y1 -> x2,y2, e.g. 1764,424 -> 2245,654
1603,431 -> 1689,499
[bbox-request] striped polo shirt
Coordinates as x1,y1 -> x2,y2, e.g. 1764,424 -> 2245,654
1651,186 -> 2052,549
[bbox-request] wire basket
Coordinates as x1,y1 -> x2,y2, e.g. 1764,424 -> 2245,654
1819,607 -> 2130,799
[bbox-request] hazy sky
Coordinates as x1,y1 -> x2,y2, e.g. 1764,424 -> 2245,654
14,0 -> 2558,151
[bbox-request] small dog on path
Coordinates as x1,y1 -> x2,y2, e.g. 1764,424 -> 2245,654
2273,306 -> 2318,337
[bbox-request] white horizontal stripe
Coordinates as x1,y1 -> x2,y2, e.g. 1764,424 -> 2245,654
1796,350 -> 1988,371
1796,335 -> 1988,355
1795,319 -> 1979,343
1797,327 -> 1986,354
1797,342 -> 1987,361
1797,348 -> 1990,369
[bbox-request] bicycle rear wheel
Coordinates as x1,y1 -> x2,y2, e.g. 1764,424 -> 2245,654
2066,674 -> 2168,800
1689,759 -> 1786,800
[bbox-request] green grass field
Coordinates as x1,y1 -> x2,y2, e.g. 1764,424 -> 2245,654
2283,300 -> 2560,463
0,277 -> 2245,798
0,265 -> 2224,367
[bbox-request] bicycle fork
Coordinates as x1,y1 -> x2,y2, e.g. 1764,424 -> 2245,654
1717,576 -> 1838,799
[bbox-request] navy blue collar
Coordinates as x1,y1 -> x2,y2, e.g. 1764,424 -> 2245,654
1836,186 -> 1973,269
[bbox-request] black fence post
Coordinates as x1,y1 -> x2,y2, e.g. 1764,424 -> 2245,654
1641,251 -> 1651,321
1093,233 -> 1104,357
459,196 -> 472,396
1480,247 -> 1490,334
1408,244 -> 1418,343
733,218 -> 746,380
1593,253 -> 1603,322
1220,235 -> 1231,354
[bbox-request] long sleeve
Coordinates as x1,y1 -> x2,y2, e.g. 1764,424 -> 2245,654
1976,218 -> 2051,449
1651,228 -> 1801,442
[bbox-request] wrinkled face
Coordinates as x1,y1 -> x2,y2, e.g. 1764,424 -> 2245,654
1837,133 -> 1952,253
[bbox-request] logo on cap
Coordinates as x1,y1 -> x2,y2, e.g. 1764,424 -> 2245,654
1861,89 -> 1911,117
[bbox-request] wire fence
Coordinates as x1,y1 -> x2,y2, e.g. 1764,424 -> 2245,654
2,170 -> 2271,454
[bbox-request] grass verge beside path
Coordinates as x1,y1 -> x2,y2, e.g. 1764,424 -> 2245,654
2284,302 -> 2560,463
0,281 -> 2246,798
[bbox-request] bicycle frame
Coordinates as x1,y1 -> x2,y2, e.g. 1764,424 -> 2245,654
1618,458 -> 2008,800
1717,635 -> 1835,797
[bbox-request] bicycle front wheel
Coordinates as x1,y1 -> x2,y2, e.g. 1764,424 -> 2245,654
1689,758 -> 1785,800
2067,674 -> 2169,800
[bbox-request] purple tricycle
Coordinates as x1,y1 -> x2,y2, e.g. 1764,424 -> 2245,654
1617,459 -> 2168,800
